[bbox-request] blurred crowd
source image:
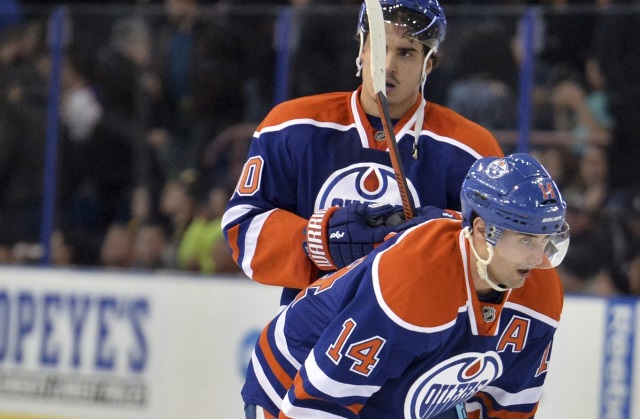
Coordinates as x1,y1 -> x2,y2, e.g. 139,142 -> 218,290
0,0 -> 639,293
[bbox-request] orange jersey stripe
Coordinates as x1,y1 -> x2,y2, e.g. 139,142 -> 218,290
227,224 -> 241,264
258,325 -> 294,390
292,373 -> 317,402
287,373 -> 365,417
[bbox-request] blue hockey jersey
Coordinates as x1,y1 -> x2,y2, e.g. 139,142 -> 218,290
242,217 -> 563,418
222,88 -> 503,301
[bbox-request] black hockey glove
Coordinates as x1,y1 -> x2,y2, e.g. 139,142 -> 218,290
305,203 -> 460,271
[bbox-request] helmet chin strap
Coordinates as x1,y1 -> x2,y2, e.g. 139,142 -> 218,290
464,227 -> 507,292
412,47 -> 434,159
356,32 -> 365,77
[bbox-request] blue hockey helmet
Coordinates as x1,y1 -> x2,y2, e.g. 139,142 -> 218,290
461,153 -> 567,247
357,0 -> 447,51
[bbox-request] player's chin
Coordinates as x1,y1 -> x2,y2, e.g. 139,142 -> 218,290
509,270 -> 530,288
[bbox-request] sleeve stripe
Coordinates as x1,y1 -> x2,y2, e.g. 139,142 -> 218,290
481,384 -> 543,406
275,306 -> 302,370
251,350 -> 284,408
280,395 -> 347,419
305,349 -> 380,398
470,392 -> 537,419
241,210 -> 275,278
221,204 -> 257,230
259,323 -> 295,389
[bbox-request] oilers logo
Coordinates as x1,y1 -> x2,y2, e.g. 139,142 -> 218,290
315,163 -> 420,210
404,352 -> 503,418
485,159 -> 509,179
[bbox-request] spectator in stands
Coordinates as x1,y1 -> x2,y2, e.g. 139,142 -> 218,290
91,17 -> 161,234
147,0 -> 245,180
592,0 -> 640,192
558,144 -> 625,295
201,123 -> 255,193
555,197 -> 615,294
178,185 -> 240,274
627,252 -> 640,295
56,50 -> 103,233
158,169 -> 199,269
564,144 -> 612,216
608,187 -> 640,294
132,220 -> 171,270
0,25 -> 47,246
17,19 -> 45,64
288,0 -> 361,99
538,0 -> 600,77
218,0 -> 288,122
0,107 -> 45,245
49,226 -> 100,267
100,223 -> 135,269
549,57 -> 612,154
531,145 -> 577,190
446,21 -> 517,130
0,238 -> 13,264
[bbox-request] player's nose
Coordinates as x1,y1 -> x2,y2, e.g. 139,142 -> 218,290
525,249 -> 545,268
385,51 -> 397,74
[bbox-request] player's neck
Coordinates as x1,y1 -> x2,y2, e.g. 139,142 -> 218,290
358,86 -> 416,119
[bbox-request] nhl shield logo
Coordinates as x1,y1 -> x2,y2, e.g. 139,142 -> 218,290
482,306 -> 496,322
374,131 -> 386,142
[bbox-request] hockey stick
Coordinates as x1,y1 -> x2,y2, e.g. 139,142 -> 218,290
364,0 -> 415,220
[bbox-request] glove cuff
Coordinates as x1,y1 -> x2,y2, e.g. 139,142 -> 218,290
306,206 -> 340,271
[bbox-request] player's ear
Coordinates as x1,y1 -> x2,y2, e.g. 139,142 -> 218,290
472,217 -> 486,237
425,55 -> 434,75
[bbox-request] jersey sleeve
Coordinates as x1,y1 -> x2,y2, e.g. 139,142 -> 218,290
222,127 -> 319,290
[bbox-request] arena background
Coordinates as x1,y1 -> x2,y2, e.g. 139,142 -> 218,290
0,1 -> 639,417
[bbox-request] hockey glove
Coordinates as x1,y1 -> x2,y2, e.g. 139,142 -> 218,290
306,203 -> 401,271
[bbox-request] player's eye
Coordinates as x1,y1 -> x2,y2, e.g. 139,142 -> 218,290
519,235 -> 550,246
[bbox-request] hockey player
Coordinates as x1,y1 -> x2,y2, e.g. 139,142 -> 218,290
242,153 -> 570,418
222,0 -> 504,307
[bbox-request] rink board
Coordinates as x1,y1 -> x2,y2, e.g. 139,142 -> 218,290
0,266 -> 637,419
